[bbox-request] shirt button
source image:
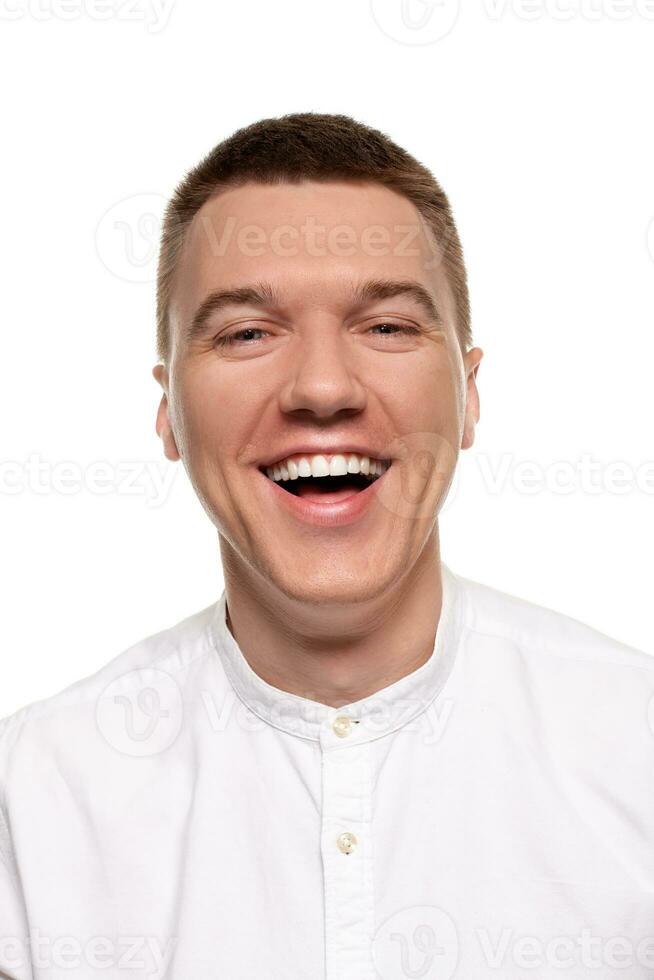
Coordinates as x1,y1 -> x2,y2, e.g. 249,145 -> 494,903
336,832 -> 358,855
332,715 -> 353,738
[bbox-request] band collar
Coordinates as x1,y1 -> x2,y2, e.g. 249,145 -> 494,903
210,562 -> 463,747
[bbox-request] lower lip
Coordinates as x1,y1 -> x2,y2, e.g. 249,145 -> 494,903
257,466 -> 391,528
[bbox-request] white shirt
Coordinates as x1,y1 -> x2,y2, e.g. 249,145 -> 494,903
1,562 -> 653,980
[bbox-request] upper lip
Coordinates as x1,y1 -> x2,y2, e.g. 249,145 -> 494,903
257,445 -> 392,469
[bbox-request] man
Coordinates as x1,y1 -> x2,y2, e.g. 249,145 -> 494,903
1,113 -> 652,980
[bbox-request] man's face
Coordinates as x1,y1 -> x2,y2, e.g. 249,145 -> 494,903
154,180 -> 482,605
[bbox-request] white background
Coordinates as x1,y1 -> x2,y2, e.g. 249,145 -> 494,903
1,0 -> 652,718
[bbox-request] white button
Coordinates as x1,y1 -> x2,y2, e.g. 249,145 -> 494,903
332,715 -> 353,738
336,832 -> 358,855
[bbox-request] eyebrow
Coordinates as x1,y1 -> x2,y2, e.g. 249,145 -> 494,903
351,278 -> 443,326
184,277 -> 443,344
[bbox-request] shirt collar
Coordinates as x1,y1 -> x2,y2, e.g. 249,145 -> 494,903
209,562 -> 463,746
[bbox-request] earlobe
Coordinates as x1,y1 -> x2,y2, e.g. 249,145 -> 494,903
461,347 -> 483,451
153,366 -> 181,462
156,397 -> 181,462
461,418 -> 476,451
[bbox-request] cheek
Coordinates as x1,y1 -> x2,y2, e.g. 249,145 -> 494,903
390,358 -> 459,427
174,372 -> 263,487
171,374 -> 227,463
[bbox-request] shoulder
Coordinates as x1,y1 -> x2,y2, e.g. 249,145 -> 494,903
448,567 -> 654,749
0,600 -> 221,785
452,567 -> 653,674
447,569 -> 654,862
449,565 -> 653,710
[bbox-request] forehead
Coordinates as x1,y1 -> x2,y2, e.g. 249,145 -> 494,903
171,180 -> 454,327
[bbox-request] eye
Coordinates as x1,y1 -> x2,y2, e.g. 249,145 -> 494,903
367,322 -> 420,337
214,327 -> 270,347
213,321 -> 420,348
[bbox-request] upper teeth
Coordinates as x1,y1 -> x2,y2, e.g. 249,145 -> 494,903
265,453 -> 389,483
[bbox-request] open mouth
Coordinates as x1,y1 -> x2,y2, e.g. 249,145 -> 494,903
258,461 -> 391,500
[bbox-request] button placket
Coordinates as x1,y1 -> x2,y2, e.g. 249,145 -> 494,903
320,725 -> 375,980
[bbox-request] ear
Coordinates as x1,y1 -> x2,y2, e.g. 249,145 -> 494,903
461,347 -> 483,450
152,363 -> 181,462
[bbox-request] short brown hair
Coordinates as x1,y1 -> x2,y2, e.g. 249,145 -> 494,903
156,112 -> 471,363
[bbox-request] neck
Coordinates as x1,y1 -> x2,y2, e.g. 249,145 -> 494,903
219,530 -> 445,709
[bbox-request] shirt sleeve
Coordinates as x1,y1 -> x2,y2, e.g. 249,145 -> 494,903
0,769 -> 32,979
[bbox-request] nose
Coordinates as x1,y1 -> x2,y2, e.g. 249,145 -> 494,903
277,322 -> 367,419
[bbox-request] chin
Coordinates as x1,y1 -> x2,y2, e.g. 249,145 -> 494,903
268,559 -> 397,608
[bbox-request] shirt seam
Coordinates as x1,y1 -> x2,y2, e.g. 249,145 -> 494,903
0,618 -> 219,739
459,615 -> 654,674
